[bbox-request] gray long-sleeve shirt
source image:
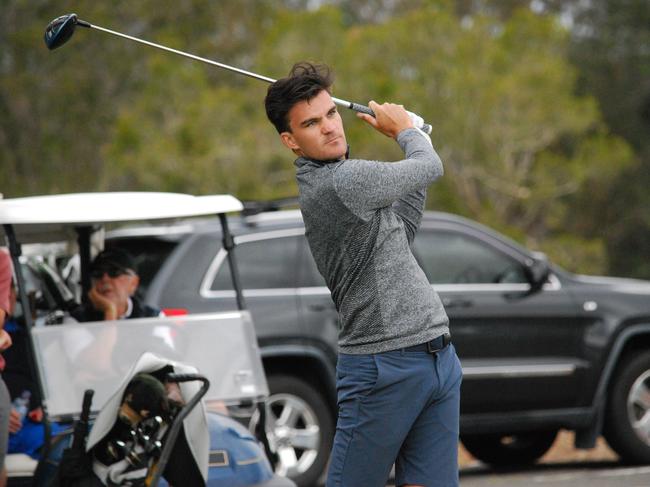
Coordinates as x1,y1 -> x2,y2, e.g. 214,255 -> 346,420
295,128 -> 449,354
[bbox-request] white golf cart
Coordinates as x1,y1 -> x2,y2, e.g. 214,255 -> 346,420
0,192 -> 291,487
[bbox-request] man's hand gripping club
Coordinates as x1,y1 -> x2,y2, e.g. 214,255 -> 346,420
357,101 -> 432,146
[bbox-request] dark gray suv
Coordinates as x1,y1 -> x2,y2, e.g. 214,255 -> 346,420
106,209 -> 650,487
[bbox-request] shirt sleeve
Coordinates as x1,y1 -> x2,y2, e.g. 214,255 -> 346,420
332,128 -> 443,222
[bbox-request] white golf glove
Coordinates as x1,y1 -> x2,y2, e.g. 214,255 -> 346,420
407,110 -> 432,147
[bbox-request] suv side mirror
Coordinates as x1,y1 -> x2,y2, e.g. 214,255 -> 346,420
524,253 -> 551,294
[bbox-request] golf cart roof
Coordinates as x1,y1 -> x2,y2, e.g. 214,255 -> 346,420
0,192 -> 243,243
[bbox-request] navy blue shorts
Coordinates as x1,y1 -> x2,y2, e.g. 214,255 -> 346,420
326,343 -> 462,487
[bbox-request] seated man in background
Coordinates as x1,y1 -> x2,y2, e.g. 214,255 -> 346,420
68,248 -> 165,384
5,249 -> 165,463
71,248 -> 162,322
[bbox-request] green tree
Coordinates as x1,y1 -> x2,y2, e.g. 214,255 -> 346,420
0,0 -> 294,197
0,1 -> 184,195
1,0 -> 642,279
566,0 -> 650,278
447,0 -> 650,278
245,4 -> 634,273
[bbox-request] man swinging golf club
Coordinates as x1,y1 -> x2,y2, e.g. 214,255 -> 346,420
265,62 -> 463,487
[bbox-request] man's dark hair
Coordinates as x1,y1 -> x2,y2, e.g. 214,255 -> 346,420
265,62 -> 334,134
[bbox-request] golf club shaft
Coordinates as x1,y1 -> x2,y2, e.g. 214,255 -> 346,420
81,22 -> 433,134
86,23 -> 276,83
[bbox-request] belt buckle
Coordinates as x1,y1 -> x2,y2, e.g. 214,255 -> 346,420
426,334 -> 450,354
426,339 -> 441,354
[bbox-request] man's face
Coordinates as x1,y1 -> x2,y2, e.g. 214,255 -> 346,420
280,90 -> 347,161
91,266 -> 139,310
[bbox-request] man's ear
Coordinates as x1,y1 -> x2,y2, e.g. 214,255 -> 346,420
280,132 -> 300,152
128,275 -> 140,296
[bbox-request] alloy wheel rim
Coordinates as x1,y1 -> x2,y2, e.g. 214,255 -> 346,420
257,392 -> 321,477
627,369 -> 650,446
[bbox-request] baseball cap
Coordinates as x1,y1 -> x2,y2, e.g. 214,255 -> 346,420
90,248 -> 136,278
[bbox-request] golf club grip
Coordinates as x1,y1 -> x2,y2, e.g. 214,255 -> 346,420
80,389 -> 94,420
349,103 -> 433,135
349,102 -> 375,117
71,390 -> 94,450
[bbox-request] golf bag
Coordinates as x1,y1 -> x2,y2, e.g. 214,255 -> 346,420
50,353 -> 208,487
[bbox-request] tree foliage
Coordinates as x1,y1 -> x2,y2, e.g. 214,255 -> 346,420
565,0 -> 650,278
0,0 -> 645,278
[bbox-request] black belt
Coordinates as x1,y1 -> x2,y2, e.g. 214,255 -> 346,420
402,333 -> 451,353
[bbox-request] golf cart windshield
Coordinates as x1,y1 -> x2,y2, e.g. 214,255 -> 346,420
33,312 -> 266,418
0,192 -> 268,419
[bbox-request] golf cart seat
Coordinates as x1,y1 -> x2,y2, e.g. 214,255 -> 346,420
5,454 -> 38,478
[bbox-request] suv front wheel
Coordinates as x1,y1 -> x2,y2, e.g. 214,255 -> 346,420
604,350 -> 650,463
254,375 -> 334,487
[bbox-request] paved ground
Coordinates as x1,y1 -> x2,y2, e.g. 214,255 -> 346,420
458,461 -> 650,487
319,433 -> 645,486
320,460 -> 650,487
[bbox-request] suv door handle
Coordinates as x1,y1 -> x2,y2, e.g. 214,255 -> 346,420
442,297 -> 473,308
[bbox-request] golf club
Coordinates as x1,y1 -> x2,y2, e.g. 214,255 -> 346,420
44,13 -> 433,134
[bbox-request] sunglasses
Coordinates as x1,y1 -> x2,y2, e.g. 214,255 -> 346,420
90,265 -> 134,280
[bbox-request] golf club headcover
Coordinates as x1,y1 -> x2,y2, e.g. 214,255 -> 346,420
120,373 -> 169,425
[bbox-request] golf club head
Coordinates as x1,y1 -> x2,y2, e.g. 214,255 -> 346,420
44,13 -> 81,50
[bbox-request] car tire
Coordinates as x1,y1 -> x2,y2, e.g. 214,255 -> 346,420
258,374 -> 334,487
604,351 -> 650,463
461,430 -> 557,467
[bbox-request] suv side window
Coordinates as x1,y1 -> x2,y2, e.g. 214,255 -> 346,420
210,235 -> 299,290
412,230 -> 527,284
